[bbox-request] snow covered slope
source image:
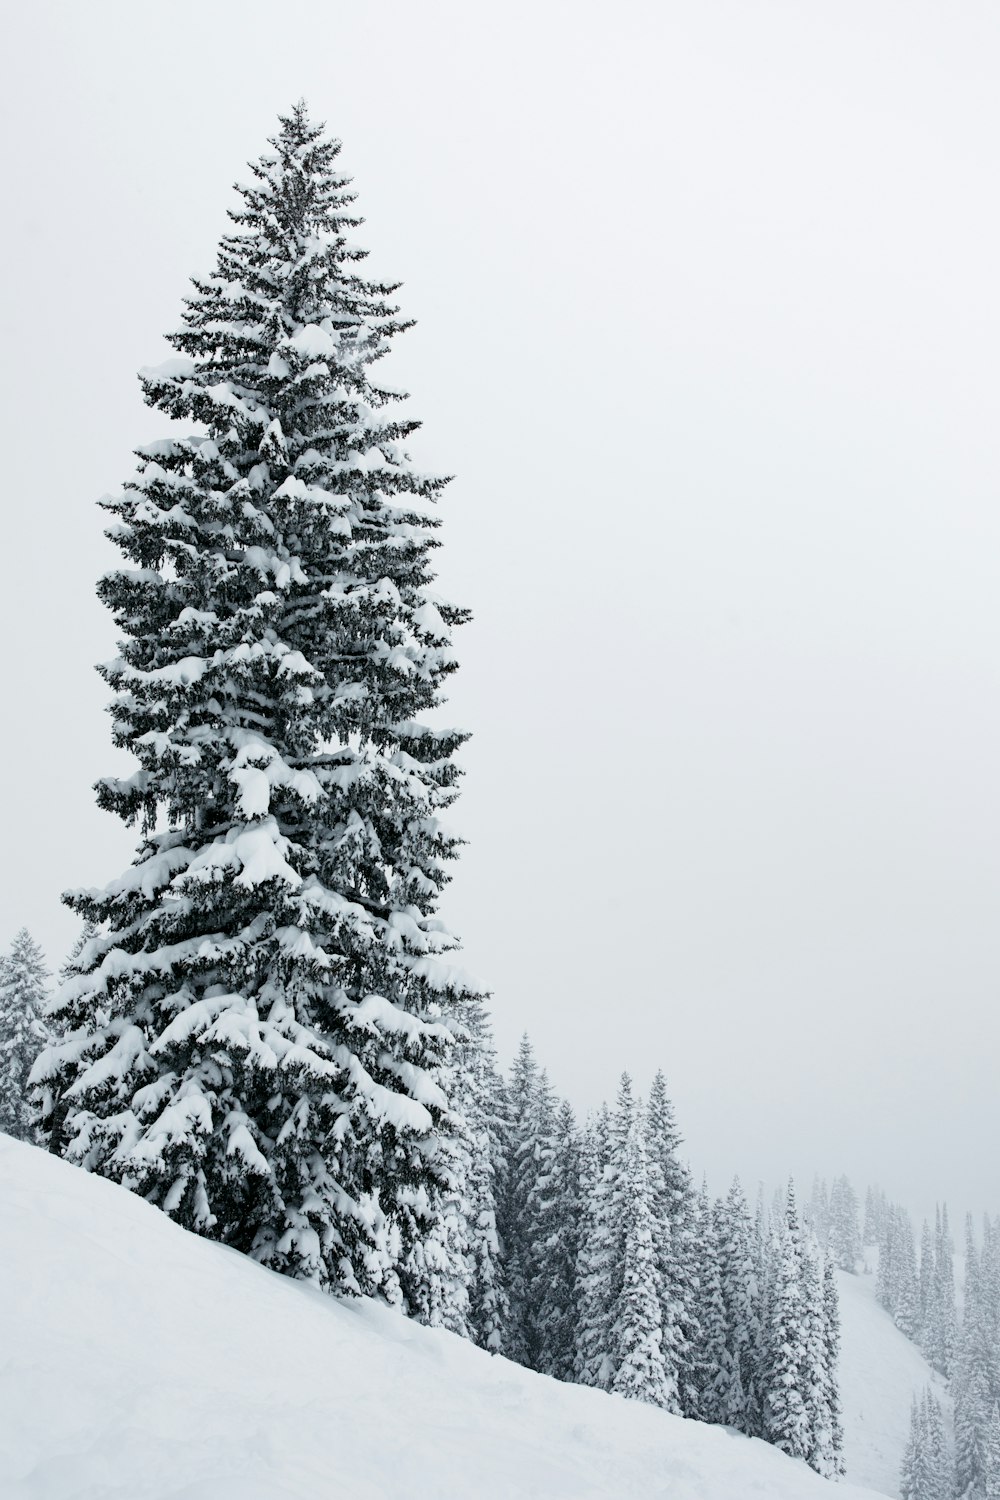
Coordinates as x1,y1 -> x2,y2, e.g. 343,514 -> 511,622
836,1266 -> 950,1498
0,1138 -> 888,1500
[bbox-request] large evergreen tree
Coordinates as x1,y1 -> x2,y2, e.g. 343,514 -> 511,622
0,929 -> 50,1141
32,104 -> 480,1306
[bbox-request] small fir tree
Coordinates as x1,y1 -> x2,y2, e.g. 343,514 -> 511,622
807,1176 -> 830,1247
645,1070 -> 692,1413
822,1254 -> 846,1476
531,1097 -> 583,1381
456,999 -> 509,1353
828,1175 -> 862,1273
984,1404 -> 1000,1500
863,1184 -> 889,1246
800,1238 -> 837,1476
761,1184 -> 811,1462
573,1112 -> 613,1388
688,1185 -> 727,1424
923,1388 -> 952,1500
716,1178 -> 763,1436
0,929 -> 50,1141
918,1218 -> 935,1348
499,1037 -> 553,1367
927,1204 -> 957,1378
573,1075 -> 641,1392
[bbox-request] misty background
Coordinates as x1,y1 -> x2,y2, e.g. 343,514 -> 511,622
2,1 -> 998,1226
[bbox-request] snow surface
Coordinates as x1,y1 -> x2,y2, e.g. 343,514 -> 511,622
835,1265 -> 950,1499
0,1137 -> 890,1500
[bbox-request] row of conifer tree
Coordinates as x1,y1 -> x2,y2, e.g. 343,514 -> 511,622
889,1196 -> 1000,1500
1,935 -> 844,1475
462,1017 -> 845,1476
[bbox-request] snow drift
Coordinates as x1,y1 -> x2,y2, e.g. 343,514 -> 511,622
0,1136 -> 890,1500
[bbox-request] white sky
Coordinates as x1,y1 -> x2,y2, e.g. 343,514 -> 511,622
3,0 -> 1000,1227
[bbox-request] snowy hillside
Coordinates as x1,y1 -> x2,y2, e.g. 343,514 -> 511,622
836,1265 -> 950,1499
0,1138 -> 889,1500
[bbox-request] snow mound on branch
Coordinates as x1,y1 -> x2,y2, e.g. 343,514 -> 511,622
0,1138 -> 890,1500
836,1265 -> 951,1498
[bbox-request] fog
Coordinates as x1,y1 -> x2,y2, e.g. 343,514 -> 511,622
3,1 -> 999,1227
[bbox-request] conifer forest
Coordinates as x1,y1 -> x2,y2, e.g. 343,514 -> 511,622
3,9 -> 999,1500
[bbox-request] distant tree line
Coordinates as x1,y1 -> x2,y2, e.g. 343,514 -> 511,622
460,1015 -> 844,1475
860,1180 -> 1000,1500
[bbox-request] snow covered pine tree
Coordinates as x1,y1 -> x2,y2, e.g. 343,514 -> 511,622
0,929 -> 50,1141
32,104 -> 481,1311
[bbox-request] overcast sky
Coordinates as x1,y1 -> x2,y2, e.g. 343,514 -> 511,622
3,1 -> 1000,1226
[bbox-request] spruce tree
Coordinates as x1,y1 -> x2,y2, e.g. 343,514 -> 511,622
761,1184 -> 811,1462
609,1109 -> 672,1407
573,1110 -> 614,1389
32,105 -> 480,1305
500,1036 -> 555,1367
877,1202 -> 920,1337
895,1210 -> 921,1339
928,1204 -> 957,1378
517,1065 -> 559,1369
715,1178 -> 763,1436
456,999 -> 509,1352
531,1097 -> 583,1381
900,1389 -> 951,1500
645,1070 -> 692,1411
954,1219 -> 1000,1500
863,1184 -> 888,1246
823,1254 -> 846,1476
900,1395 -> 921,1500
573,1075 -> 638,1391
918,1218 -> 935,1349
955,1371 -> 990,1500
688,1184 -> 727,1424
0,929 -> 50,1141
923,1388 -> 952,1500
984,1404 -> 1000,1500
807,1175 -> 830,1248
828,1174 -> 861,1273
800,1238 -> 837,1475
